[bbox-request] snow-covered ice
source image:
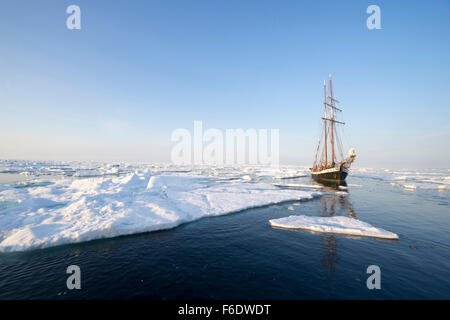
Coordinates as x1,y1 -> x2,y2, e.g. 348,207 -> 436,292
269,215 -> 399,239
273,183 -> 323,190
352,167 -> 449,190
0,167 -> 321,252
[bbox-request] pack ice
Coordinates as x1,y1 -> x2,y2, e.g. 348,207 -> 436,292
269,215 -> 398,239
0,171 -> 321,252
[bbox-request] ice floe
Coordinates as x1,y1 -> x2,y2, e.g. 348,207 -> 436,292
0,171 -> 321,252
352,167 -> 449,190
273,183 -> 323,189
269,215 -> 398,239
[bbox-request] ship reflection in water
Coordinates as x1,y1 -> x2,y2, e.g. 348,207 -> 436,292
310,188 -> 354,283
315,191 -> 355,283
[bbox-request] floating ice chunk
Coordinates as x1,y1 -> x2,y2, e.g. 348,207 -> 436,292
273,174 -> 307,180
351,167 -> 450,189
273,184 -> 323,190
0,174 -> 321,252
269,215 -> 398,239
333,191 -> 349,196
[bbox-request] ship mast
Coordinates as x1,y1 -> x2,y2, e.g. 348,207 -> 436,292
323,80 -> 327,167
329,75 -> 335,165
314,75 -> 346,170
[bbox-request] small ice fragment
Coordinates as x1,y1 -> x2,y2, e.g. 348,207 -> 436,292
269,215 -> 398,239
273,183 -> 323,190
274,174 -> 307,180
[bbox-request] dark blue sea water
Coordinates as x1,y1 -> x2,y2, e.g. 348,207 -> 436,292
0,175 -> 448,299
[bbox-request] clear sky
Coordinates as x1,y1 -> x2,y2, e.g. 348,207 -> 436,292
0,0 -> 449,167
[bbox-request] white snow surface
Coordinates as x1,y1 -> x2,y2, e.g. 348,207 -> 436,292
0,169 -> 321,252
352,167 -> 449,189
269,215 -> 398,239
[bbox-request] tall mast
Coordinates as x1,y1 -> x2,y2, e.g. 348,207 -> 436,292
323,80 -> 327,166
329,75 -> 335,165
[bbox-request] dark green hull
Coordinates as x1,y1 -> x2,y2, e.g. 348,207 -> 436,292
311,167 -> 348,184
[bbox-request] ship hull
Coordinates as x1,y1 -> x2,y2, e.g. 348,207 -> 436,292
311,166 -> 348,183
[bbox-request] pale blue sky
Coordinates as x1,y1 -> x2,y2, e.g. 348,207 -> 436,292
0,0 -> 449,167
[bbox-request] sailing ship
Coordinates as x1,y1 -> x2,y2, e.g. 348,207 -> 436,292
311,75 -> 356,184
